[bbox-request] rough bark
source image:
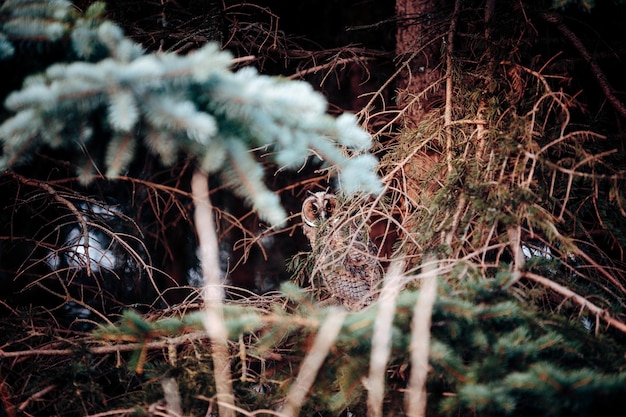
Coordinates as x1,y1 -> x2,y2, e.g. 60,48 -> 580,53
394,0 -> 445,127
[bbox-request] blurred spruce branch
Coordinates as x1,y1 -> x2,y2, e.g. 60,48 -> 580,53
0,0 -> 382,227
92,269 -> 626,415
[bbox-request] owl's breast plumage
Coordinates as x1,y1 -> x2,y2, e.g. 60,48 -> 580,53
301,192 -> 382,310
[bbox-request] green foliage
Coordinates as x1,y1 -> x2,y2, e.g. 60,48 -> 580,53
88,266 -> 626,416
1,1 -> 625,415
0,0 -> 382,226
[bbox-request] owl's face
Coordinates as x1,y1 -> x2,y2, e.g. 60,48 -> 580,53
301,192 -> 338,228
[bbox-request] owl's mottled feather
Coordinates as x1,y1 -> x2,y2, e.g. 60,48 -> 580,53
301,192 -> 382,310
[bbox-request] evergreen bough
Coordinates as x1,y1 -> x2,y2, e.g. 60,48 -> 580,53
89,272 -> 626,416
0,0 -> 382,226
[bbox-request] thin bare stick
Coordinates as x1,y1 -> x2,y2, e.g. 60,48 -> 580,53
18,385 -> 57,412
161,377 -> 183,416
444,0 -> 462,174
367,260 -> 405,417
523,272 -> 626,334
405,256 -> 438,417
541,12 -> 626,119
507,225 -> 525,283
8,171 -> 94,277
288,57 -> 373,79
85,408 -> 139,417
198,394 -> 290,417
281,307 -> 347,417
191,169 -> 235,417
540,220 -> 626,294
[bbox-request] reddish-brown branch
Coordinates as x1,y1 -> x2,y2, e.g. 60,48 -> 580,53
523,272 -> 626,334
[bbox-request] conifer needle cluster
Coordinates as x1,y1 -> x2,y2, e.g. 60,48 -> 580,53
0,0 -> 382,226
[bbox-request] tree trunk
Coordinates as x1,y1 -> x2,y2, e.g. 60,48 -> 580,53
395,0 -> 445,128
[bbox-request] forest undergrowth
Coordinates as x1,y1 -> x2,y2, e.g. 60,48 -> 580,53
1,1 -> 626,416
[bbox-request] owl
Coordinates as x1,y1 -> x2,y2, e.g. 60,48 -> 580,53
301,191 -> 382,310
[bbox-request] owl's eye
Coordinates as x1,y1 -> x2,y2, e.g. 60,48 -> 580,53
311,204 -> 318,214
325,200 -> 334,213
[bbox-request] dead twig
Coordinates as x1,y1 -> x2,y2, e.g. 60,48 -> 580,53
541,12 -> 626,119
523,272 -> 626,334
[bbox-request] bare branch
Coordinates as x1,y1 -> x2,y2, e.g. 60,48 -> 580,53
524,272 -> 626,334
541,12 -> 626,119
